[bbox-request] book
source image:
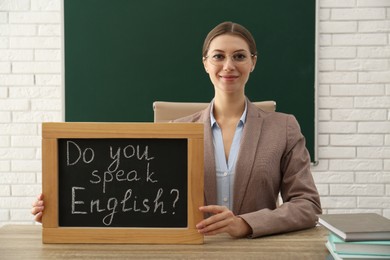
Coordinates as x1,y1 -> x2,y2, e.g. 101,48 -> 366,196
318,213 -> 390,241
325,241 -> 390,260
328,232 -> 390,256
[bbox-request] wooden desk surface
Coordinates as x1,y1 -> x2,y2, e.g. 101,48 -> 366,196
0,225 -> 329,259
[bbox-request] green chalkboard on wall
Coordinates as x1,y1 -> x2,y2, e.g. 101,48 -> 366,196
64,0 -> 317,161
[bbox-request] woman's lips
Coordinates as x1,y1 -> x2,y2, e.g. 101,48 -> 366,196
219,75 -> 239,80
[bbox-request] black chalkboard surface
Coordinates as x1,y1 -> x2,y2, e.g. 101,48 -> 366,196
58,138 -> 188,227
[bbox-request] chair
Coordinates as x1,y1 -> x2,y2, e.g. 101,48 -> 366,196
153,100 -> 276,122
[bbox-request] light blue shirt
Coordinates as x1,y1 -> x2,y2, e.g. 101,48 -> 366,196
210,101 -> 247,210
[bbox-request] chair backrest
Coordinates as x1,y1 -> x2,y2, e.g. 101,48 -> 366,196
153,100 -> 276,122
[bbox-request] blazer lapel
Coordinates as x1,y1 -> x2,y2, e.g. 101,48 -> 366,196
233,101 -> 264,214
200,104 -> 217,206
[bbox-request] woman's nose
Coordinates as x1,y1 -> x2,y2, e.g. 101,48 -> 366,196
223,57 -> 235,71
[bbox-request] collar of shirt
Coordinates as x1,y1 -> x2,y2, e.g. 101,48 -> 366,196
210,99 -> 248,128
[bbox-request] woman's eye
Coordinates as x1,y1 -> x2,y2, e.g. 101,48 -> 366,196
233,53 -> 247,61
212,54 -> 225,61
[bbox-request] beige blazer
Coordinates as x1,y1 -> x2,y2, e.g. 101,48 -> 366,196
174,98 -> 322,238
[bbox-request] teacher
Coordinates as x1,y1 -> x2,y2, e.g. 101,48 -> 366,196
173,21 -> 322,238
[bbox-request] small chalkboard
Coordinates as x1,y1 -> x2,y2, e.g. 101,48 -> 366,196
42,123 -> 204,244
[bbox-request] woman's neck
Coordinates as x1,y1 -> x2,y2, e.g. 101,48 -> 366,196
213,94 -> 246,121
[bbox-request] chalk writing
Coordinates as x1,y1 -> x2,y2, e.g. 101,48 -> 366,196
58,138 -> 188,227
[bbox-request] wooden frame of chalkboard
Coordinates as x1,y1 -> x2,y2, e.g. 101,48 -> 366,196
42,122 -> 204,244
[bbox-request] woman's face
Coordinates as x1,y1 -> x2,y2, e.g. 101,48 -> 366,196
203,34 -> 256,96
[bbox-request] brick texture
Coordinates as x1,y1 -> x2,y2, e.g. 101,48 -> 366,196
315,0 -> 390,219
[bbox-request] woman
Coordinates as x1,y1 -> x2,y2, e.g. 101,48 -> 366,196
174,21 -> 321,238
32,21 -> 322,238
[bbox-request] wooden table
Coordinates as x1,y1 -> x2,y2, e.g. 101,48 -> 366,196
0,225 -> 329,259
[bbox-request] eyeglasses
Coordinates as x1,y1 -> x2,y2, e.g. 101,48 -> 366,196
204,52 -> 256,66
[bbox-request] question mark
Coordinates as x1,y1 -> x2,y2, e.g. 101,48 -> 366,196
170,189 -> 179,215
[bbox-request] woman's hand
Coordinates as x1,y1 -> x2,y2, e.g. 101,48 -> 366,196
31,193 -> 44,223
196,205 -> 252,238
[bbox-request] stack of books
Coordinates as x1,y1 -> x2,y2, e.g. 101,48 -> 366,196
318,213 -> 390,260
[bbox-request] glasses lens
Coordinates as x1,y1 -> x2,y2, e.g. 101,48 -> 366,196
232,53 -> 248,63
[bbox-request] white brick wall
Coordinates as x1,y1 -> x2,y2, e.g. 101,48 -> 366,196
0,0 -> 61,225
314,0 -> 390,218
0,0 -> 389,226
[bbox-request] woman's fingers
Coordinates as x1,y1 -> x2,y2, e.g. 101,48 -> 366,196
32,193 -> 44,207
31,205 -> 43,215
34,212 -> 43,222
37,193 -> 44,200
196,205 -> 234,235
31,193 -> 44,223
198,218 -> 232,235
197,206 -> 229,227
199,205 -> 226,214
196,205 -> 252,238
32,199 -> 43,207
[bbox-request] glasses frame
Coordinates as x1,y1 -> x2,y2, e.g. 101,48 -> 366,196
203,52 -> 257,66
